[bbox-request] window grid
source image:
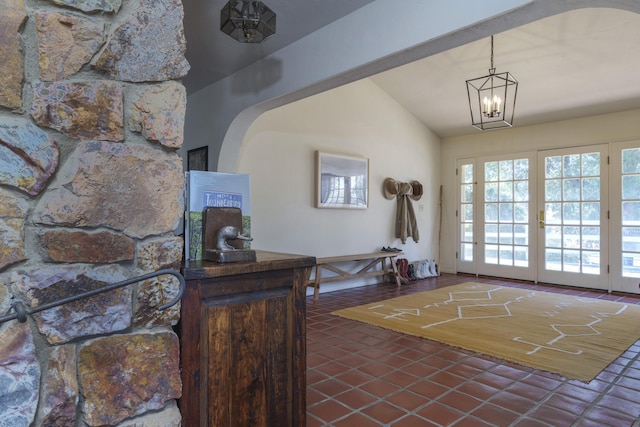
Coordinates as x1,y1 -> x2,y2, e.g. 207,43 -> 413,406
543,153 -> 600,274
484,159 -> 529,267
460,164 -> 474,262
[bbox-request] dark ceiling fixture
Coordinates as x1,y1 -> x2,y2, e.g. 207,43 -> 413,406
466,35 -> 518,130
220,0 -> 276,43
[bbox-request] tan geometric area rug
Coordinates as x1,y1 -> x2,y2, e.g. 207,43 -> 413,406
332,282 -> 640,382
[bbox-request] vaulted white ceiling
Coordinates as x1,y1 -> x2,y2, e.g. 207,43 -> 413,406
369,7 -> 640,138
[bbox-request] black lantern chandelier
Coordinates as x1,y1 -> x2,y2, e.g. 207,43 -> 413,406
220,0 -> 276,43
466,36 -> 518,130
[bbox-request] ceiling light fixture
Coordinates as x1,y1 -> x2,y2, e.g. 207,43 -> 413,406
466,35 -> 518,130
220,0 -> 276,43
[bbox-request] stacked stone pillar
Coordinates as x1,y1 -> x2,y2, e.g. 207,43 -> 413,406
0,0 -> 189,424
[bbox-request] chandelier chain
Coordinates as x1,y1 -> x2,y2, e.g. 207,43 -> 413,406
490,35 -> 494,71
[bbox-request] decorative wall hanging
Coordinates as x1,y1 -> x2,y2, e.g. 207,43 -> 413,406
316,151 -> 368,209
383,178 -> 422,243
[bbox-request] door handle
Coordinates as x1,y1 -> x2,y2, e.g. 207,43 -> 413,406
539,210 -> 545,229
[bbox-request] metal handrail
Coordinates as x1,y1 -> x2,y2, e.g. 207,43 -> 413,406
0,268 -> 185,325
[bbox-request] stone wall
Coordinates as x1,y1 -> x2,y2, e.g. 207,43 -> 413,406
0,0 -> 189,424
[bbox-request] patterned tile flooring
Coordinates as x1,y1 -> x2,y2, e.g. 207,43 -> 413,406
306,274 -> 640,426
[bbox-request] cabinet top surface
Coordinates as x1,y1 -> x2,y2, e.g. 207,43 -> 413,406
182,250 -> 316,280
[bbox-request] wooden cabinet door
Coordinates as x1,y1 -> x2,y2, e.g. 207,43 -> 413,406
204,287 -> 294,426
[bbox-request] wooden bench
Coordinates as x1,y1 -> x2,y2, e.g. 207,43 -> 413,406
307,251 -> 403,300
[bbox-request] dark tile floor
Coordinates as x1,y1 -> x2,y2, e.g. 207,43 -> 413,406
306,273 -> 640,427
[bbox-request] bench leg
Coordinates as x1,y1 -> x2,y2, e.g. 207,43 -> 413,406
382,258 -> 394,285
314,266 -> 321,301
391,257 -> 402,287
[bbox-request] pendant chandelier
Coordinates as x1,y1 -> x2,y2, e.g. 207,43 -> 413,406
220,0 -> 276,43
466,35 -> 518,130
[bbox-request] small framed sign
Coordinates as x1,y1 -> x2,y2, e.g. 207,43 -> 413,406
187,146 -> 208,171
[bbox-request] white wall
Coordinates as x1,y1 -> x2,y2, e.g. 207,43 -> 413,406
439,108 -> 640,274
238,79 -> 441,295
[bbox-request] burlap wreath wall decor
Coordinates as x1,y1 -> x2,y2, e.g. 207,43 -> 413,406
383,178 -> 422,243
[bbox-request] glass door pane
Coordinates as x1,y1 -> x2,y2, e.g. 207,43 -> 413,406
622,148 -> 640,276
477,153 -> 535,281
537,145 -> 608,289
457,159 -> 476,274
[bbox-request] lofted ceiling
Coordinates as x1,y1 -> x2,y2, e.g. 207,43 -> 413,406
369,7 -> 640,138
182,3 -> 640,139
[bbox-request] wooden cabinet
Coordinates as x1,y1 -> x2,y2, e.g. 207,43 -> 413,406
179,251 -> 315,427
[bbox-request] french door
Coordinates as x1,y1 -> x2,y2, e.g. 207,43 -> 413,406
456,153 -> 536,281
456,141 -> 640,293
456,158 -> 476,274
537,145 -> 608,290
610,140 -> 640,293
